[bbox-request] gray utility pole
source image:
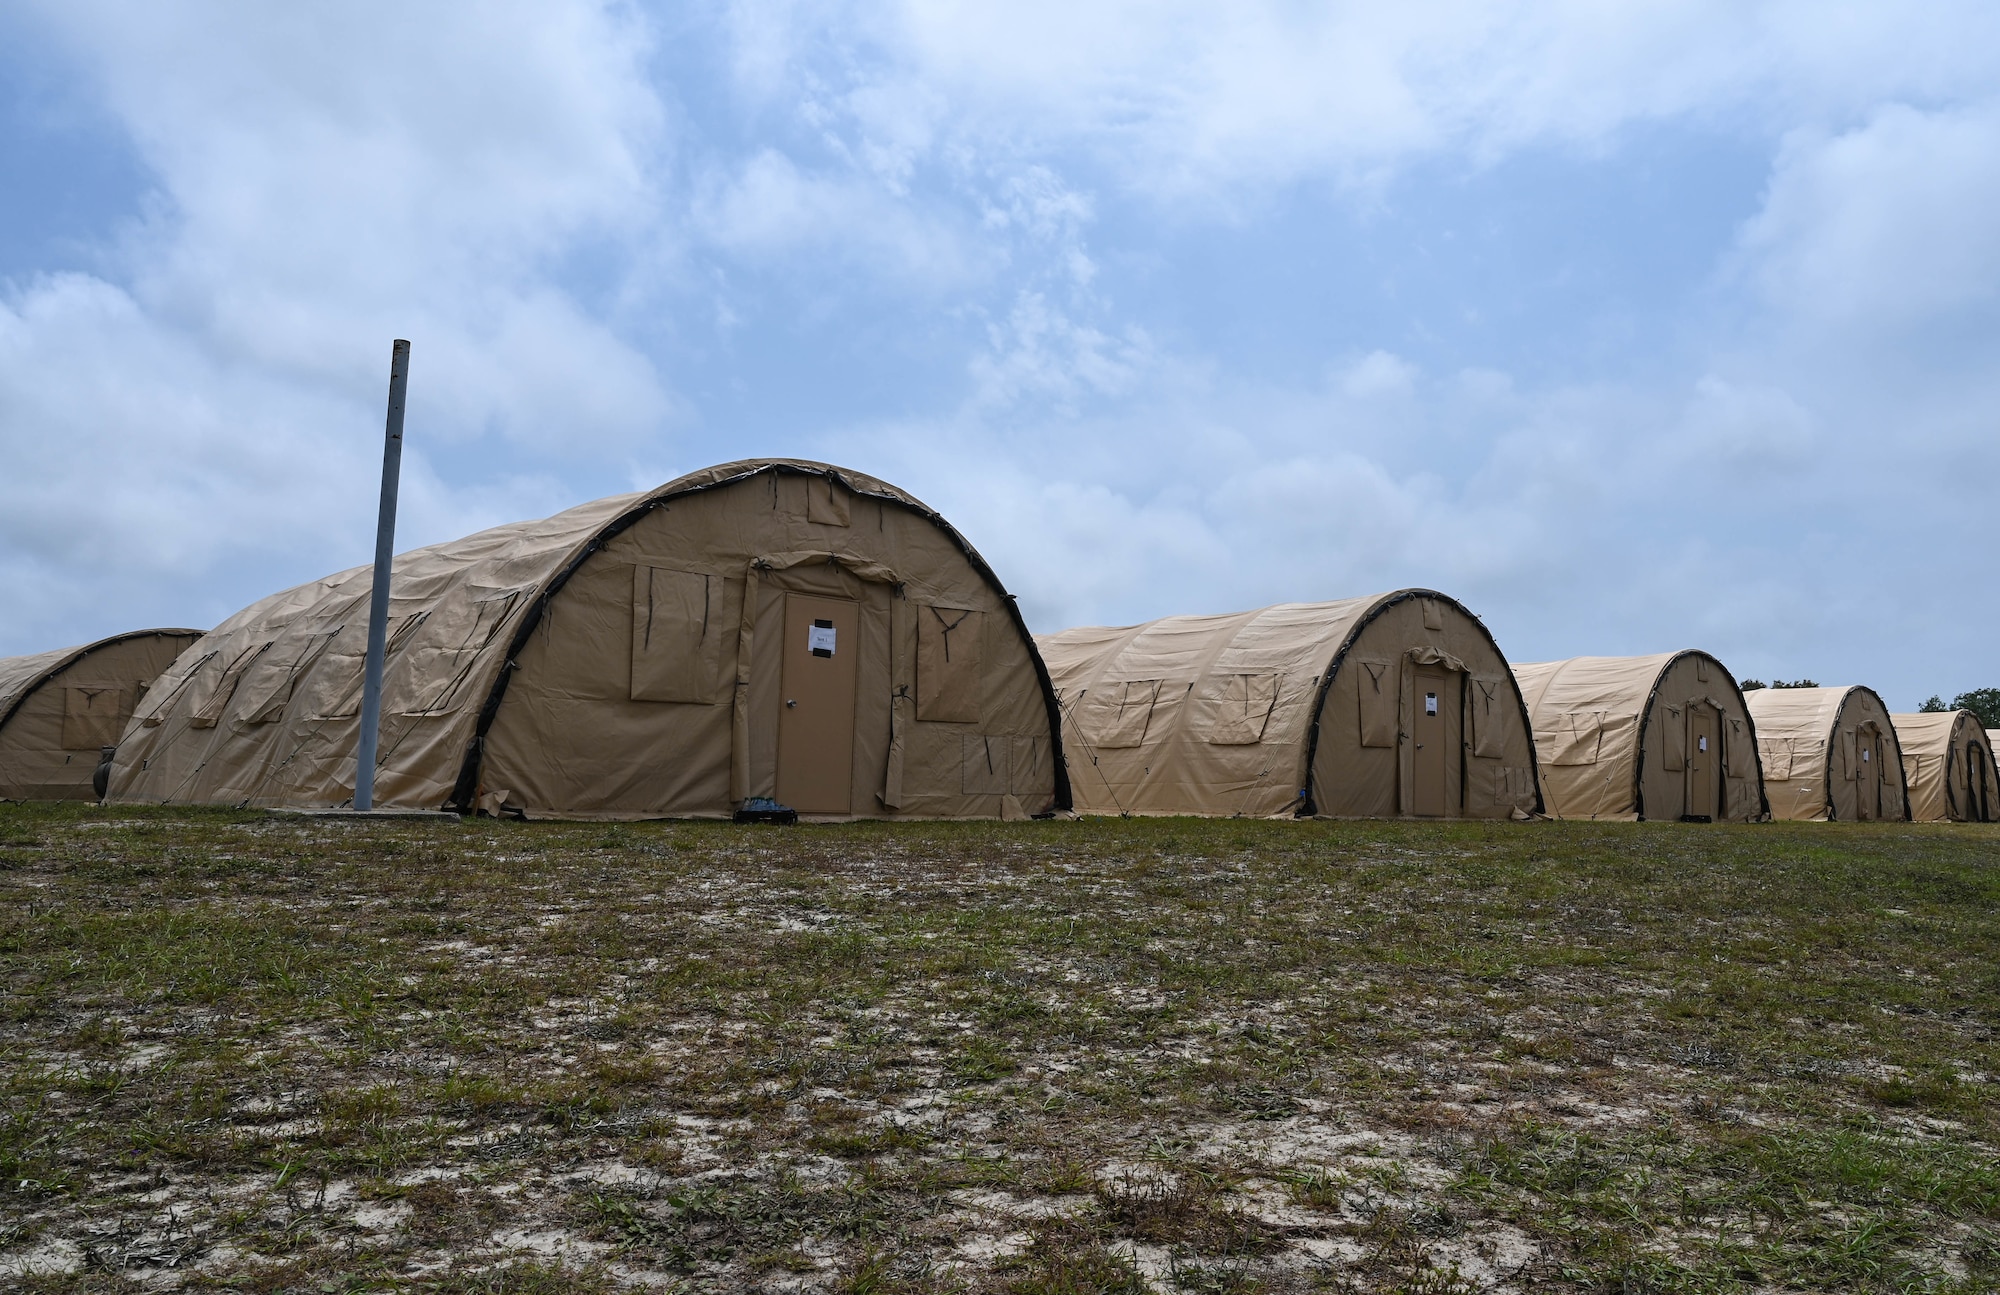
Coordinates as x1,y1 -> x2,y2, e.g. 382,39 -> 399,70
354,339 -> 410,812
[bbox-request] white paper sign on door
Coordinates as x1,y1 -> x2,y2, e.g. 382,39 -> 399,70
1425,692 -> 1438,715
808,624 -> 837,656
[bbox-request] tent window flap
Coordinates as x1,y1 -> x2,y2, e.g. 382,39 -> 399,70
808,478 -> 851,527
631,566 -> 727,703
236,629 -> 341,725
191,643 -> 272,729
62,686 -> 130,750
1724,716 -> 1751,780
1468,675 -> 1508,758
1076,679 -> 1161,749
1547,712 -> 1606,766
1661,704 -> 1686,772
1198,673 -> 1281,745
1356,660 -> 1397,748
917,605 -> 983,722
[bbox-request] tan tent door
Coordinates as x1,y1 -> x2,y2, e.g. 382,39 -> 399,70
1686,705 -> 1717,820
1856,725 -> 1880,821
1411,665 -> 1448,817
776,594 -> 859,814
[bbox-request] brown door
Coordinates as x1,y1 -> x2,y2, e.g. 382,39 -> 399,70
1855,726 -> 1880,820
1411,665 -> 1448,817
1686,704 -> 1717,820
776,594 -> 859,814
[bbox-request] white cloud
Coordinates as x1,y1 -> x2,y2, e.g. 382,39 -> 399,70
1738,101 -> 2000,331
737,1 -> 2000,199
1340,350 -> 1418,400
969,292 -> 1154,413
7,0 -> 2000,711
840,310 -> 1996,708
0,1 -> 674,651
691,148 -> 984,287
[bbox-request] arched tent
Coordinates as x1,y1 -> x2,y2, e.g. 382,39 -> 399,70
108,460 -> 1067,820
0,630 -> 203,800
1744,686 -> 1908,821
1512,652 -> 1766,822
1891,711 -> 1998,822
1037,591 -> 1541,819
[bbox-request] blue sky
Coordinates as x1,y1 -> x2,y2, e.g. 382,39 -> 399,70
3,2 -> 1997,707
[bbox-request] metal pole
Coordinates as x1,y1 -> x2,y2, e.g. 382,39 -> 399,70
354,339 -> 409,812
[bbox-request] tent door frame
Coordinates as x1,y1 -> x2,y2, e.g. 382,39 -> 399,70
1681,702 -> 1718,822
727,551 -> 910,817
774,593 -> 861,815
1855,723 -> 1881,821
1406,663 -> 1457,817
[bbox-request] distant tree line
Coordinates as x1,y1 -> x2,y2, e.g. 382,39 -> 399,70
1738,679 -> 1817,691
1918,688 -> 2000,728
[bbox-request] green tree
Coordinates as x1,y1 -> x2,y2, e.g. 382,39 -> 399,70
1919,695 -> 1948,712
1951,688 -> 2000,729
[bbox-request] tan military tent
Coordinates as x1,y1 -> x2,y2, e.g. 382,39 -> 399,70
1744,686 -> 1907,821
0,630 -> 203,800
1892,711 -> 1998,822
1037,591 -> 1541,818
108,460 -> 1067,820
1513,652 -> 1766,822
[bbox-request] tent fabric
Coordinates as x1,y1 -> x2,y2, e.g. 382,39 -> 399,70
0,630 -> 204,800
1512,651 -> 1767,821
107,460 -> 1067,820
1744,686 -> 1908,821
1892,710 -> 1999,822
1037,590 -> 1541,819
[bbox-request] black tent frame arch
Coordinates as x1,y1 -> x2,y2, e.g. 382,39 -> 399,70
1294,589 -> 1544,819
444,462 -> 1073,815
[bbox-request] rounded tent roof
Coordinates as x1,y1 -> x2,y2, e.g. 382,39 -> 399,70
1889,709 -> 1984,752
1743,684 -> 1894,744
1513,650 -> 1763,821
1513,650 -> 1744,720
1038,589 -> 1533,817
0,630 -> 205,731
1039,590 -> 1511,712
1042,593 -> 1407,694
199,459 -> 948,646
1892,709 -> 1997,821
114,460 -> 1061,813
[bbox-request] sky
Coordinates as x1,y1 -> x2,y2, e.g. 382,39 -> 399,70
2,1 -> 1997,708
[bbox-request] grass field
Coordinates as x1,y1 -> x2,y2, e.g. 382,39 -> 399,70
1,804 -> 1996,1293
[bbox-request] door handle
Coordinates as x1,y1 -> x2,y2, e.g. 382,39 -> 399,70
786,699 -> 797,708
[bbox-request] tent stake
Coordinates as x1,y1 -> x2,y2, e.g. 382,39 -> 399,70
354,339 -> 409,812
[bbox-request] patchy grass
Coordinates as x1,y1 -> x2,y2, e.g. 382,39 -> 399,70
0,803 -> 1996,1292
